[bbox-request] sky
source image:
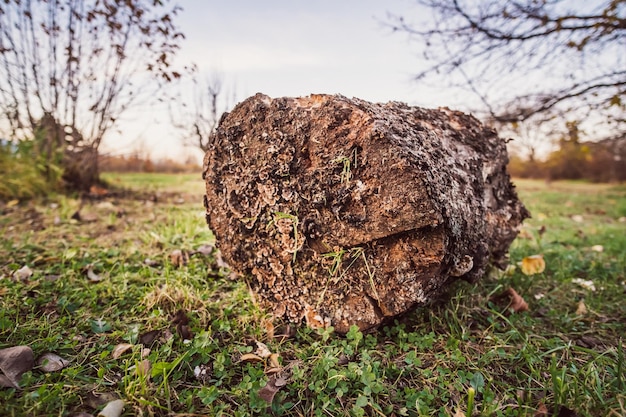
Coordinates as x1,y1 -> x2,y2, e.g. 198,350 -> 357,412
102,0 -> 472,162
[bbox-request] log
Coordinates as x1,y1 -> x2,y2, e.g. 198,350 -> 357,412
202,93 -> 529,333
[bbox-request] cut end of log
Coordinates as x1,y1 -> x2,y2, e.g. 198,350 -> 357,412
203,93 -> 529,333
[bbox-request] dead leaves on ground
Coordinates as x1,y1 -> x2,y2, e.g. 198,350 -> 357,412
97,399 -> 125,417
169,244 -> 217,268
169,249 -> 189,267
0,346 -> 34,389
37,352 -> 70,372
505,288 -> 529,312
0,346 -> 71,389
111,343 -> 134,360
238,341 -> 291,405
491,287 -> 530,314
12,265 -> 33,281
258,373 -> 289,404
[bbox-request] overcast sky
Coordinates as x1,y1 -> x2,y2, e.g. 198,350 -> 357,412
103,0 -> 470,161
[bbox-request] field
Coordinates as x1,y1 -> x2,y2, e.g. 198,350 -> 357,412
1,174 -> 625,416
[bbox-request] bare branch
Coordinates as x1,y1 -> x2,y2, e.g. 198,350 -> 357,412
388,0 -> 626,140
170,71 -> 234,153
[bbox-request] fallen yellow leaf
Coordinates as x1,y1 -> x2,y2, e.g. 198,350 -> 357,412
520,255 -> 545,275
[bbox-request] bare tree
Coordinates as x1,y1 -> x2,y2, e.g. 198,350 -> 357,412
0,0 -> 185,190
388,0 -> 625,138
171,71 -> 234,153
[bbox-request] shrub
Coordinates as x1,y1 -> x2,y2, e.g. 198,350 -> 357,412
0,135 -> 64,200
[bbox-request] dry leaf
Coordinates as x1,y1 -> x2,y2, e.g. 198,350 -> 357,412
453,408 -> 466,417
162,329 -> 174,342
572,278 -> 596,292
89,185 -> 109,197
269,353 -> 281,370
0,345 -> 34,389
143,258 -> 160,267
84,391 -> 119,408
135,360 -> 151,378
575,300 -> 587,316
240,353 -> 264,363
534,402 -> 549,417
571,214 -> 584,223
266,353 -> 282,374
6,199 -> 19,208
258,374 -> 285,404
171,310 -> 189,325
172,310 -> 193,340
36,352 -> 70,372
274,375 -> 288,387
74,210 -> 98,223
169,249 -> 189,267
177,324 -> 193,341
506,288 -> 529,312
97,399 -> 124,417
85,391 -> 119,409
139,330 -> 160,346
13,265 -> 33,281
111,343 -> 133,359
536,213 -> 547,221
576,335 -> 602,349
520,255 -> 545,275
86,265 -> 104,282
261,318 -> 275,339
194,244 -> 214,256
590,245 -> 603,252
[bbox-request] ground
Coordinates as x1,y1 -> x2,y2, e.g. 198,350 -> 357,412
0,174 -> 625,416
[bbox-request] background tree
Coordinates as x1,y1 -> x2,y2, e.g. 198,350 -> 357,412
170,71 -> 234,153
0,0 -> 185,190
388,0 -> 625,146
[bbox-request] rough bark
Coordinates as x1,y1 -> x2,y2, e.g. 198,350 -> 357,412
203,93 -> 529,333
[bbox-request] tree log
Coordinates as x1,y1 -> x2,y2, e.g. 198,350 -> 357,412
202,94 -> 529,333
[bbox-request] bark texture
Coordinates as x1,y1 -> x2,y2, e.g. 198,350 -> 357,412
203,93 -> 529,333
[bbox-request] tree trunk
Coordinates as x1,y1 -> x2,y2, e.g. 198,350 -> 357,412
203,94 -> 529,333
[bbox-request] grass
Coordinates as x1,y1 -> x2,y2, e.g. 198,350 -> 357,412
1,175 -> 625,416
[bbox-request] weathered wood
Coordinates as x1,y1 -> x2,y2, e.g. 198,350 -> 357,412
202,93 -> 529,333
